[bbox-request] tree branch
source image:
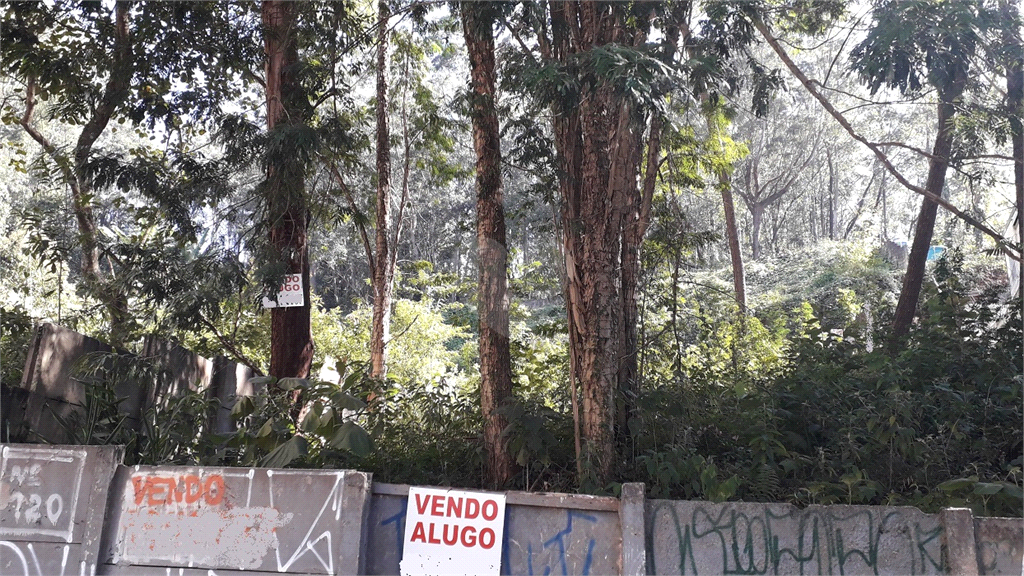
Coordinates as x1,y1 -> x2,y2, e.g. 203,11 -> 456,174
751,14 -> 1022,262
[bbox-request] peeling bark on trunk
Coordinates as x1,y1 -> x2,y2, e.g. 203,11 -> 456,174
462,0 -> 516,489
370,0 -> 393,381
263,0 -> 313,380
544,1 -> 653,483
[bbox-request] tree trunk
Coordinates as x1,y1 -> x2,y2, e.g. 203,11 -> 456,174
370,0 -> 393,380
617,9 -> 684,458
826,148 -> 837,240
890,88 -> 961,345
751,203 -> 765,261
545,1 -> 649,484
721,184 -> 746,309
461,0 -> 516,489
1003,0 -> 1023,302
19,3 -> 132,344
263,0 -> 313,379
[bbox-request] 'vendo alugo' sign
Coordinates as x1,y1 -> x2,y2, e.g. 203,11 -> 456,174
261,273 -> 304,308
400,487 -> 506,576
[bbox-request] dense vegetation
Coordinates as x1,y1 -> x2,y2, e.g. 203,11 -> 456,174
0,0 -> 1020,517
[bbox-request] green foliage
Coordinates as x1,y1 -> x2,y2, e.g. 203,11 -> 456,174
228,371 -> 372,469
50,354 -> 374,469
629,248 -> 1021,516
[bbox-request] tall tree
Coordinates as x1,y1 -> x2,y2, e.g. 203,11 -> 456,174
369,0 -> 394,381
849,0 -> 987,345
510,1 -> 672,482
461,0 -> 515,488
263,0 -> 314,379
2,1 -> 256,346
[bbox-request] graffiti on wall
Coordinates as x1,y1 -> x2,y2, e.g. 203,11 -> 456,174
1,446 -> 96,576
112,468 -> 354,574
647,501 -> 945,576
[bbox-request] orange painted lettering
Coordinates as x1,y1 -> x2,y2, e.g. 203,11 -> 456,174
203,475 -> 224,506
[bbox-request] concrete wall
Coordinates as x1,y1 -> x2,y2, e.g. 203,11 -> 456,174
1,444 -> 1021,576
8,324 -> 255,444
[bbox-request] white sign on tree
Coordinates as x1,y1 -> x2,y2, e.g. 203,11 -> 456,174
261,274 -> 304,308
400,487 -> 506,576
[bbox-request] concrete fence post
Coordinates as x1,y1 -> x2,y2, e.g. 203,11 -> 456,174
941,507 -> 979,576
340,470 -> 374,576
620,482 -> 646,576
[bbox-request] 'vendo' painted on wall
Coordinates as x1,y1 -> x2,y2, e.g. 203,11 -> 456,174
100,465 -> 371,574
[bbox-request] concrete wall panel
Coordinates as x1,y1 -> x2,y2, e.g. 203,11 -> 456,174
100,465 -> 371,575
1,444 -> 121,576
646,499 -> 946,575
976,517 -> 1024,575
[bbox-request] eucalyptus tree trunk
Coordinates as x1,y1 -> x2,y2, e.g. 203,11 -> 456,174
263,0 -> 313,379
890,83 -> 963,344
370,0 -> 394,380
544,1 -> 652,483
461,1 -> 515,488
1003,0 -> 1023,302
721,182 -> 747,309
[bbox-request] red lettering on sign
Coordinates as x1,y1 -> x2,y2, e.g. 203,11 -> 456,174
480,527 -> 496,549
428,522 -> 441,544
464,497 -> 479,519
442,524 -> 459,546
411,521 -> 426,543
461,526 -> 477,547
482,499 -> 498,521
446,497 -> 463,518
415,493 -> 431,515
431,495 -> 445,516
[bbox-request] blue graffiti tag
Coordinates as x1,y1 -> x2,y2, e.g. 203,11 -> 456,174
380,499 -> 409,557
531,510 -> 599,576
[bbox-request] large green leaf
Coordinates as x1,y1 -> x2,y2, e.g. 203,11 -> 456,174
329,422 -> 372,457
259,435 -> 308,468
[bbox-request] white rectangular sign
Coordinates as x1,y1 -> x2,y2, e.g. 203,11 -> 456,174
261,274 -> 304,308
400,487 -> 506,576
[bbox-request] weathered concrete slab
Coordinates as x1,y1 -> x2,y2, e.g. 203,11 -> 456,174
18,324 -> 113,443
100,465 -> 371,575
365,483 -> 621,575
976,517 -> 1024,575
1,444 -> 122,576
140,338 -> 214,401
210,357 -> 258,435
646,499 -> 946,575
